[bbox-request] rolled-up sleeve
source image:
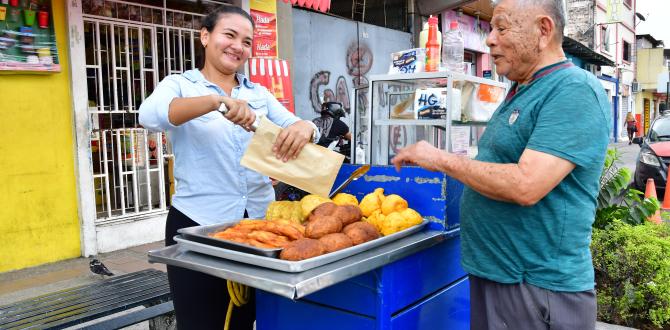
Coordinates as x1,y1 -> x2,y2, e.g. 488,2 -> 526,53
138,75 -> 182,132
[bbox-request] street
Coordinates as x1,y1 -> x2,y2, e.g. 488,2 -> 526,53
610,140 -> 639,173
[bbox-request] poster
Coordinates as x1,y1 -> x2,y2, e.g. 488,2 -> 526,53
250,0 -> 278,57
0,0 -> 60,73
249,57 -> 295,113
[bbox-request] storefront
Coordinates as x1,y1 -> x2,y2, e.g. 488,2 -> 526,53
0,0 -> 80,272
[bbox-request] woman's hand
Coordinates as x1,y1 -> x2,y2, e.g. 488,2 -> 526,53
273,120 -> 314,162
217,95 -> 256,132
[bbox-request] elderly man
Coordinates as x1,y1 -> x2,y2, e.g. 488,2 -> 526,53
392,0 -> 610,329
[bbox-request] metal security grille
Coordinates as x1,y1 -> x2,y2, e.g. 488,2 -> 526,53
82,0 -> 227,222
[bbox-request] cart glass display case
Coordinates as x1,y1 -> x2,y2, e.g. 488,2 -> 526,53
355,72 -> 508,165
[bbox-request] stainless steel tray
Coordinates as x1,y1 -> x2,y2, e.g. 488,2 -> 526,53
175,219 -> 428,273
177,222 -> 282,258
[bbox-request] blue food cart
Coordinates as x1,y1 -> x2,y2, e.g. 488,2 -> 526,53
148,72 -> 506,329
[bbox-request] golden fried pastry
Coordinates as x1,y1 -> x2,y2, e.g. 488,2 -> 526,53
305,215 -> 343,239
300,194 -> 332,218
246,238 -> 276,249
331,205 -> 363,226
247,230 -> 290,248
272,219 -> 306,236
343,221 -> 380,245
309,202 -> 339,219
332,193 -> 359,206
236,219 -> 303,240
318,233 -> 354,253
381,194 -> 408,215
211,226 -> 252,240
279,238 -> 326,261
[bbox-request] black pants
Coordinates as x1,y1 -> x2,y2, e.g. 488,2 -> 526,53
165,207 -> 256,330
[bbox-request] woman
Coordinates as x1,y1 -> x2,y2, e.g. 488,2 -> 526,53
139,5 -> 318,329
625,112 -> 637,144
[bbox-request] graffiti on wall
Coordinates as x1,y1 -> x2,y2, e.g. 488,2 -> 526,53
308,42 -> 374,115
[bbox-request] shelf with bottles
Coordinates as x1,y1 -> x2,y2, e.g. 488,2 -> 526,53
356,71 -> 507,165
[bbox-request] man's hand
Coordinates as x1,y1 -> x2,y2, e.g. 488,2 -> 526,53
218,96 -> 256,132
273,120 -> 314,162
391,141 -> 447,172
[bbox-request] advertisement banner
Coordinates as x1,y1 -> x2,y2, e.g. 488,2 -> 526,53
250,0 -> 278,57
249,57 -> 295,113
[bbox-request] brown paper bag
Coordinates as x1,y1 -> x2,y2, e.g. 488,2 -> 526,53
240,117 -> 345,197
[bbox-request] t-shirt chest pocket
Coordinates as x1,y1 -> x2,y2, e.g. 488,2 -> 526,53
247,98 -> 268,117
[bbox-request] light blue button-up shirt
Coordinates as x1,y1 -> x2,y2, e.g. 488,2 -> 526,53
139,69 -> 305,225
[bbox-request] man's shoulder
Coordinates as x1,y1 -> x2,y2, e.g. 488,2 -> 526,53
559,66 -> 602,89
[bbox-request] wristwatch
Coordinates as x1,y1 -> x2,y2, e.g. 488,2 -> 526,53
308,121 -> 320,143
217,102 -> 229,116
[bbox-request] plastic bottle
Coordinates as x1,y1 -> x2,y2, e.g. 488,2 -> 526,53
419,21 -> 441,51
425,16 -> 440,72
442,20 -> 464,73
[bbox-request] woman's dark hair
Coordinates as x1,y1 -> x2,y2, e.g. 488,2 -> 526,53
200,5 -> 255,32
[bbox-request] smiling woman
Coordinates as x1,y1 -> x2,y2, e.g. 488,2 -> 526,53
138,5 -> 319,329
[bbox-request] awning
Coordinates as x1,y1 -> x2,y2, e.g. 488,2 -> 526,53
562,36 -> 615,67
282,0 -> 331,13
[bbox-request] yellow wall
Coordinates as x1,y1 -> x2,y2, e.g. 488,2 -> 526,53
635,91 -> 656,133
0,0 -> 80,272
637,48 -> 666,90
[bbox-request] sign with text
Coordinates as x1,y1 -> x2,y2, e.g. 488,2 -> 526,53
250,0 -> 278,57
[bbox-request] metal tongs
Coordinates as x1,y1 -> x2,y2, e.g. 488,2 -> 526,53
218,103 -> 260,131
329,164 -> 371,198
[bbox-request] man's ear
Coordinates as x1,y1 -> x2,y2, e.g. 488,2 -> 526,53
537,15 -> 556,49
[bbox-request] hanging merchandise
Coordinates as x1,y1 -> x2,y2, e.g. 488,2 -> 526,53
424,16 -> 440,72
0,0 -> 59,73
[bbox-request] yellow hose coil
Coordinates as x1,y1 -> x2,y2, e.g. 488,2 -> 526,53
224,280 -> 249,330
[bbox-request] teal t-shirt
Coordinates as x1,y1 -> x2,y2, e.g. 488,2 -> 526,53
460,61 -> 611,292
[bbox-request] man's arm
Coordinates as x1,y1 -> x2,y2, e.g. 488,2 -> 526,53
391,141 -> 575,206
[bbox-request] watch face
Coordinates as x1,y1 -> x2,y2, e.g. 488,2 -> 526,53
218,102 -> 228,115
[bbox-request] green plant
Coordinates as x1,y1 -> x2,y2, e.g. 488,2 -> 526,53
592,221 -> 670,328
594,148 -> 662,229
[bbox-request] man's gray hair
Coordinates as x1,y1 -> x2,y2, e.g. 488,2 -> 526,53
491,0 -> 566,41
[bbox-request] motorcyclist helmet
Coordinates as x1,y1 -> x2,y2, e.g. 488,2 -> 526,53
321,101 -> 345,119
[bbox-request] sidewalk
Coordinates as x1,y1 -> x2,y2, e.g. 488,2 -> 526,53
0,241 -> 166,319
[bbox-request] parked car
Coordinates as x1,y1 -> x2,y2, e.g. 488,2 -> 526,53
632,113 -> 670,197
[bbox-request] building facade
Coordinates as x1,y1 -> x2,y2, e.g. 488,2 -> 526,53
634,34 -> 665,134
566,0 -> 638,142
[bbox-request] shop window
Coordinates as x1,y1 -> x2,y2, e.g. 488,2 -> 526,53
83,0 -> 217,221
623,40 -> 632,62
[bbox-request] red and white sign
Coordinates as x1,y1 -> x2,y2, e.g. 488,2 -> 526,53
249,57 -> 295,113
250,9 -> 277,57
